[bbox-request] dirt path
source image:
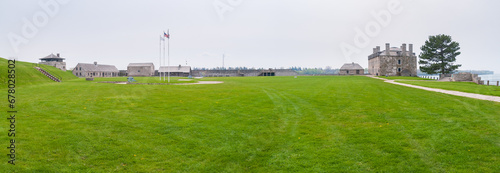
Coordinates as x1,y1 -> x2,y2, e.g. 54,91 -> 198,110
368,76 -> 500,103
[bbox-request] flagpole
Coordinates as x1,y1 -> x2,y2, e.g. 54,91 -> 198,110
167,29 -> 170,83
159,35 -> 162,80
163,33 -> 166,81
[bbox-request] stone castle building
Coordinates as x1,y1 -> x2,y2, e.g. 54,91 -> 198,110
368,43 -> 417,76
39,53 -> 66,71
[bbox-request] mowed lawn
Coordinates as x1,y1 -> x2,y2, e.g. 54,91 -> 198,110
1,76 -> 499,172
398,80 -> 500,97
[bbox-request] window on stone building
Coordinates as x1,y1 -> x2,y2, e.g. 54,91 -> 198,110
398,60 -> 401,64
398,68 -> 401,72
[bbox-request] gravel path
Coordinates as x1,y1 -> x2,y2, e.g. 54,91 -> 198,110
369,76 -> 500,103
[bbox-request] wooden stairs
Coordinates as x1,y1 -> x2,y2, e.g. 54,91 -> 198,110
34,67 -> 61,82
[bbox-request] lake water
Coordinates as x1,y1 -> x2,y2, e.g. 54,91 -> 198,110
479,74 -> 500,83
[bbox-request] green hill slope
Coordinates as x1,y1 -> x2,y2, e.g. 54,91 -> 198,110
0,57 -> 77,88
37,63 -> 78,81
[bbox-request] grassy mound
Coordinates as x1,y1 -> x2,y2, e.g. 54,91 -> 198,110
0,57 -> 77,88
37,63 -> 78,81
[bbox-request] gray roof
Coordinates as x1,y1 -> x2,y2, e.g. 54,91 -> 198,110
76,63 -> 119,72
159,66 -> 191,73
379,47 -> 413,56
340,63 -> 363,70
128,63 -> 154,67
40,53 -> 65,60
369,49 -> 415,59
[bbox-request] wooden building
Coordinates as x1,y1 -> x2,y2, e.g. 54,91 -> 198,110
39,53 -> 66,71
73,62 -> 119,77
159,65 -> 191,77
339,62 -> 364,75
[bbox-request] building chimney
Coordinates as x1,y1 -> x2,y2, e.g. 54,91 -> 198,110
409,44 -> 413,54
376,46 -> 380,53
402,43 -> 407,55
94,62 -> 97,66
385,43 -> 390,55
57,53 -> 60,57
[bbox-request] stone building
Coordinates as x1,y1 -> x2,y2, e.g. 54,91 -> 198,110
450,72 -> 484,84
368,43 -> 417,76
72,62 -> 119,77
127,63 -> 155,76
39,53 -> 66,71
159,65 -> 191,77
339,62 -> 364,75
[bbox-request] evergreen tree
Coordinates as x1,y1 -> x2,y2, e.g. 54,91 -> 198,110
419,34 -> 461,74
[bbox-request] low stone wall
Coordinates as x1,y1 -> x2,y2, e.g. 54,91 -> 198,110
192,69 -> 298,77
440,74 -> 452,79
452,73 -> 472,81
40,62 -> 66,71
275,70 -> 299,76
451,72 -> 483,84
472,74 -> 484,85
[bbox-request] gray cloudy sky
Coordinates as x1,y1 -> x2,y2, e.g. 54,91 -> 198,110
1,0 -> 499,72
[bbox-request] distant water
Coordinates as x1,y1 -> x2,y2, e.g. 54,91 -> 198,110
479,74 -> 500,83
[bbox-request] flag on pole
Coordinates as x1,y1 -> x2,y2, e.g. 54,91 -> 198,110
164,30 -> 170,39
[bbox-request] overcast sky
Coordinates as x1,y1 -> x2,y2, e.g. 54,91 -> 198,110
1,0 -> 499,72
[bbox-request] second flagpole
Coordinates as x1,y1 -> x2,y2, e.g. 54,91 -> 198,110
163,33 -> 166,81
167,29 -> 170,83
159,35 -> 162,80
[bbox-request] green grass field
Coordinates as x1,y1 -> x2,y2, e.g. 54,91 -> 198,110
398,80 -> 500,97
1,58 -> 500,172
